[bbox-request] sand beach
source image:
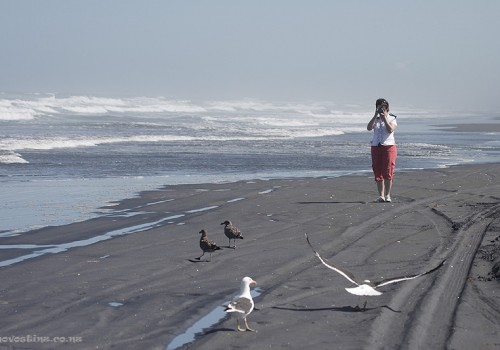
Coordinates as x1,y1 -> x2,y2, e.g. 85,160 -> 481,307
3,1 -> 500,349
0,163 -> 499,349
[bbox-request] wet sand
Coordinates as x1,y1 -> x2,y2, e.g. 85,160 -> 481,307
438,123 -> 500,133
0,163 -> 499,349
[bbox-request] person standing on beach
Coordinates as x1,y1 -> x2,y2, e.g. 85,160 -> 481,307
367,98 -> 397,202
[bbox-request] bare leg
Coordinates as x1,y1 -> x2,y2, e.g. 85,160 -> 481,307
376,180 -> 384,198
195,252 -> 205,260
384,179 -> 392,198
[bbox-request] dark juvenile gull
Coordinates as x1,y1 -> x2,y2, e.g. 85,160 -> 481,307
221,220 -> 244,248
225,276 -> 257,332
305,233 -> 445,309
196,229 -> 222,262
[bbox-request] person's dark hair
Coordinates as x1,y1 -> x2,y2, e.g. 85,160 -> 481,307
376,98 -> 389,110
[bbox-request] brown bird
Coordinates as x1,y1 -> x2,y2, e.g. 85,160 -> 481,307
196,229 -> 222,262
221,220 -> 244,248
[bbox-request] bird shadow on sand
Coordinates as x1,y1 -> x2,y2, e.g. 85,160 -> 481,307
187,258 -> 212,263
297,201 -> 368,205
203,327 -> 236,335
270,305 -> 401,313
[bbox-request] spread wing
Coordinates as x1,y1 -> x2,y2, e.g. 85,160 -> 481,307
305,233 -> 359,286
375,259 -> 446,287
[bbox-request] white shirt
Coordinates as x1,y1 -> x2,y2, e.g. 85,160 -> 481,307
370,114 -> 397,146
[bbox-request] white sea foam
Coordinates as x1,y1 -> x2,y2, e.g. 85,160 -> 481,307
0,100 -> 42,120
0,95 -> 209,120
0,127 -> 362,154
0,151 -> 29,164
0,94 -> 387,156
399,143 -> 452,158
0,95 -> 368,121
0,135 -> 274,153
402,142 -> 451,149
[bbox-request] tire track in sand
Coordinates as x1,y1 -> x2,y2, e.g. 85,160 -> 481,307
366,202 -> 500,349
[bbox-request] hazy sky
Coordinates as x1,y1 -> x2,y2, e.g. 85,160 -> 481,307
1,0 -> 499,111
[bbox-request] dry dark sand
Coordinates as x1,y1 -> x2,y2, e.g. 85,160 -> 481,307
1,163 -> 499,349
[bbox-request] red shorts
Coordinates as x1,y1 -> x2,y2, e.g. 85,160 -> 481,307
371,145 -> 397,181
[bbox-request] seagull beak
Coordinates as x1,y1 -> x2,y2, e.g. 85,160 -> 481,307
250,279 -> 257,286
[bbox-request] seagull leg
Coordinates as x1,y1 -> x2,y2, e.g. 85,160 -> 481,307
244,318 -> 255,332
236,319 -> 245,332
195,252 -> 204,260
353,297 -> 369,311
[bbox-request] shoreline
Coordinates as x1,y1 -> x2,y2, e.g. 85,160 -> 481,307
0,163 -> 499,349
1,158 -> 497,238
2,114 -> 499,236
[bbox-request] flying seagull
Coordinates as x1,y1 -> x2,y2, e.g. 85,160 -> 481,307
196,229 -> 222,262
305,233 -> 445,309
221,220 -> 244,248
225,276 -> 257,332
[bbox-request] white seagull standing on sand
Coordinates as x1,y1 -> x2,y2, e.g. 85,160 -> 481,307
305,233 -> 445,309
221,220 -> 244,248
225,276 -> 257,332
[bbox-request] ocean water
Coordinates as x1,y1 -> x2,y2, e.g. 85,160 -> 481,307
1,93 -> 500,236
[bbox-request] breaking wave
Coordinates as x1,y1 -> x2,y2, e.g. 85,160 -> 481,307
0,94 -> 368,121
0,94 -> 370,163
0,151 -> 29,164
